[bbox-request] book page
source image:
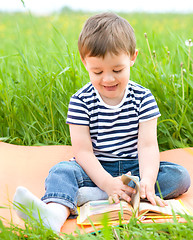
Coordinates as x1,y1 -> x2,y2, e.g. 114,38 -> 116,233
121,174 -> 140,214
139,199 -> 192,217
78,200 -> 133,224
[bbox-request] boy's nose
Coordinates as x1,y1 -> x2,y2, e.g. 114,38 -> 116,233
103,74 -> 115,83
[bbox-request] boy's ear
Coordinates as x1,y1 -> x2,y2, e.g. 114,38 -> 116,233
130,49 -> 138,67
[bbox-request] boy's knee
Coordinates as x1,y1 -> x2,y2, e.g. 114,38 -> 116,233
171,165 -> 191,198
50,161 -> 77,172
49,161 -> 86,181
158,162 -> 191,198
168,164 -> 191,192
177,165 -> 191,191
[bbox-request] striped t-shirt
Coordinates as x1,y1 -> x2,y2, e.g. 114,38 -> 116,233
66,81 -> 161,161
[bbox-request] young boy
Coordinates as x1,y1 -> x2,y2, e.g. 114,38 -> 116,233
13,12 -> 191,232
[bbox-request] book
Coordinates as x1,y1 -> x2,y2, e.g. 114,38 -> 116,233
77,174 -> 192,225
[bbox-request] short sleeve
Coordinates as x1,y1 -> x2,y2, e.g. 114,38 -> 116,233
139,90 -> 161,122
66,95 -> 89,126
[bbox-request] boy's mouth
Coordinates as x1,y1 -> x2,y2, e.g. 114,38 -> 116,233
104,84 -> 118,91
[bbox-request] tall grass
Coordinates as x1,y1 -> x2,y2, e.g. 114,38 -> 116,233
1,210 -> 193,239
0,12 -> 192,149
0,13 -> 87,145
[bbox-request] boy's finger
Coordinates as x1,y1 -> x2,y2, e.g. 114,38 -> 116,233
155,196 -> 167,207
108,196 -> 113,204
140,184 -> 146,199
108,194 -> 120,204
146,192 -> 158,205
123,185 -> 136,194
120,192 -> 131,203
113,194 -> 120,204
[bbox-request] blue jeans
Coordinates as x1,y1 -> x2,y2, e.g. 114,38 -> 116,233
41,160 -> 191,218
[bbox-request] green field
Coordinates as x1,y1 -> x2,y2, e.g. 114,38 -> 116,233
0,11 -> 193,239
0,12 -> 192,149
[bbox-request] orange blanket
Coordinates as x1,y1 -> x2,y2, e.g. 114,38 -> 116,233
0,142 -> 193,234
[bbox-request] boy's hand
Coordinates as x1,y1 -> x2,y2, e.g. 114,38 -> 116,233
140,177 -> 167,207
107,172 -> 136,204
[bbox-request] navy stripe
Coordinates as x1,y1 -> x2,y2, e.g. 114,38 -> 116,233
140,112 -> 160,120
140,105 -> 159,116
66,114 -> 88,122
141,98 -> 156,108
66,121 -> 88,126
68,108 -> 88,115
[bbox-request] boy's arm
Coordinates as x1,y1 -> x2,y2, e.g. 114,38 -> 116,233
138,118 -> 166,206
69,124 -> 135,203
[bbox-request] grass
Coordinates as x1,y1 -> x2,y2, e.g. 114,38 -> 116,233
0,10 -> 193,239
1,209 -> 193,239
0,11 -> 192,149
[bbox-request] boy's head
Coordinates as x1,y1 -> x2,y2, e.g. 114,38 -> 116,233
78,12 -> 136,60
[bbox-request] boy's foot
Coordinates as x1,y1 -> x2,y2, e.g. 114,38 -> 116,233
77,187 -> 108,206
13,186 -> 69,232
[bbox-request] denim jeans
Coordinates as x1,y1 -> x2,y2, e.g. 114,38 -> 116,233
41,160 -> 191,218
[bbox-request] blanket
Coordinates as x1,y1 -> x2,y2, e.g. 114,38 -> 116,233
0,142 -> 193,234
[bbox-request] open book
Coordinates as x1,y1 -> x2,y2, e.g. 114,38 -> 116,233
77,174 -> 192,225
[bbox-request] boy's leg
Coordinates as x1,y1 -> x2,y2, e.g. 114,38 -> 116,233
41,160 -> 97,212
156,161 -> 191,199
122,160 -> 191,200
13,186 -> 70,232
77,186 -> 108,206
13,160 -> 95,232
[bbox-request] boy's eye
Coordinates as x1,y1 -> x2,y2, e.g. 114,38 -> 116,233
113,69 -> 122,73
94,71 -> 103,75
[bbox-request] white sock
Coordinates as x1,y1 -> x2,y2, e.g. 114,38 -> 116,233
13,186 -> 69,232
77,187 -> 108,206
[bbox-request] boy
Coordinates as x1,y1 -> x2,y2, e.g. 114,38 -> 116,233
14,12 -> 190,232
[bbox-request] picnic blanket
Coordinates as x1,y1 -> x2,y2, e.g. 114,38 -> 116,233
0,142 -> 193,234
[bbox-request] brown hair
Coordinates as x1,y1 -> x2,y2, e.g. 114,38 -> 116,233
78,12 -> 136,60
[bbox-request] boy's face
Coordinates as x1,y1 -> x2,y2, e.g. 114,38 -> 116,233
82,51 -> 138,106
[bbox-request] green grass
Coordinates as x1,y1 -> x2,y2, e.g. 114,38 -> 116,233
0,12 -> 192,149
0,11 -> 193,239
1,210 -> 193,239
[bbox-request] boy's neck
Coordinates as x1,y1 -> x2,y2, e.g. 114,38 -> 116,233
96,86 -> 128,107
100,91 -> 125,106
